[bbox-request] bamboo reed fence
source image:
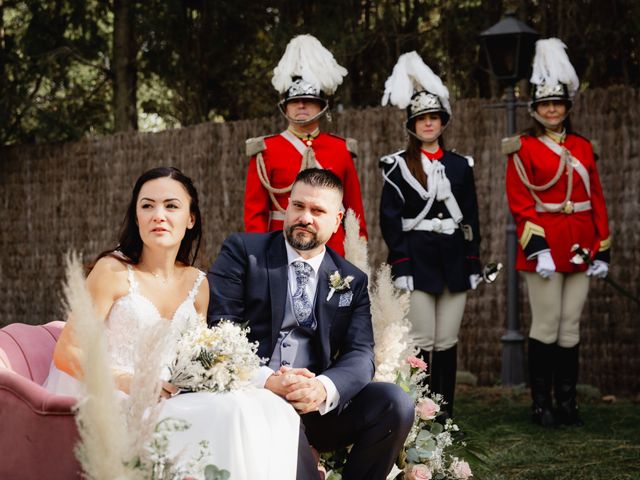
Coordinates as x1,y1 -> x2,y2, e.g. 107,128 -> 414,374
1,86 -> 638,394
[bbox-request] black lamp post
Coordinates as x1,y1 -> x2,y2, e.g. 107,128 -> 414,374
481,13 -> 539,386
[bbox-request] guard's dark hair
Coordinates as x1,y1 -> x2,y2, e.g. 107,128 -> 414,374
94,166 -> 202,267
293,168 -> 343,195
405,115 -> 446,187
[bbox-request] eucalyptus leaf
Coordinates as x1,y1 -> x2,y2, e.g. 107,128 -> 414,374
416,428 -> 434,443
430,422 -> 444,435
406,447 -> 420,464
204,464 -> 231,480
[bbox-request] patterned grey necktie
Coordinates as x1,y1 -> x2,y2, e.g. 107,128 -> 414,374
292,261 -> 314,328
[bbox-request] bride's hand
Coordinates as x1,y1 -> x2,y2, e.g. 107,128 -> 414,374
159,381 -> 180,400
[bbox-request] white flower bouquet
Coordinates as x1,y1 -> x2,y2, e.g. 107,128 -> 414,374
168,317 -> 261,393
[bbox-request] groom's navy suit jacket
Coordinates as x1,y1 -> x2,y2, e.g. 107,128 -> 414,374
207,231 -> 375,411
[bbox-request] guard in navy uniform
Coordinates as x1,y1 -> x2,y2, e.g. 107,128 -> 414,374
379,52 -> 481,418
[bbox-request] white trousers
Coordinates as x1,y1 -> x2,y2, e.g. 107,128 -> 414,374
522,271 -> 590,348
407,288 -> 467,351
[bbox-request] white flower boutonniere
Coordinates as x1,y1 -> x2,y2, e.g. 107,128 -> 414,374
327,271 -> 354,301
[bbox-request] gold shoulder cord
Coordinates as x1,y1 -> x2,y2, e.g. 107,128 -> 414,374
255,145 -> 319,214
512,148 -> 574,213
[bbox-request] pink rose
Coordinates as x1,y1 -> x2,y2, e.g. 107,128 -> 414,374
451,459 -> 473,479
407,356 -> 428,371
416,398 -> 440,420
406,463 -> 432,480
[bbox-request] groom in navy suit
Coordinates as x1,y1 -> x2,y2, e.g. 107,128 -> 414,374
208,168 -> 414,480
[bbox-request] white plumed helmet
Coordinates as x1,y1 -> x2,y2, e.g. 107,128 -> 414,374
272,34 -> 347,110
530,38 -> 579,108
381,51 -> 451,125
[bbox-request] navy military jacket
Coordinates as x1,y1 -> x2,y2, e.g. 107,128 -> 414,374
379,149 -> 481,294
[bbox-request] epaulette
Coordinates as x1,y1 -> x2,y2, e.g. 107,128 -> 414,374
449,150 -> 475,167
379,150 -> 404,166
346,138 -> 358,157
501,135 -> 522,155
245,137 -> 266,157
571,133 -> 600,158
326,132 -> 359,157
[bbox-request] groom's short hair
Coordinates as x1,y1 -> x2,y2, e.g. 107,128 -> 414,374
293,168 -> 343,196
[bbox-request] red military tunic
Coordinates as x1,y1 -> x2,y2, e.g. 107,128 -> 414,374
244,131 -> 368,256
506,133 -> 611,272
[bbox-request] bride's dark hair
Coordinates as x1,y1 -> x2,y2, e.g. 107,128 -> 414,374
95,167 -> 202,267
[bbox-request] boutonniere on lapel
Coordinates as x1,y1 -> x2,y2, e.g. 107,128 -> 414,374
327,271 -> 354,301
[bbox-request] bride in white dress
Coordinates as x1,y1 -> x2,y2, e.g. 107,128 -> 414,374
45,167 -> 300,479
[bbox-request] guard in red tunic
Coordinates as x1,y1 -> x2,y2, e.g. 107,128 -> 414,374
505,38 -> 611,427
244,35 -> 367,255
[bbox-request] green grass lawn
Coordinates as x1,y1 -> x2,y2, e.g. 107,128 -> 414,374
454,386 -> 640,480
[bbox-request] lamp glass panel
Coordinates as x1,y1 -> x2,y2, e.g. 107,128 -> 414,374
516,33 -> 538,81
484,35 -> 520,81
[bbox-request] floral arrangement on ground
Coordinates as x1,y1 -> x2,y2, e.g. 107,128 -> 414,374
321,356 -> 475,480
323,211 -> 479,480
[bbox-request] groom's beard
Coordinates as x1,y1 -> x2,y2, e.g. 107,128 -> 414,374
285,223 -> 320,251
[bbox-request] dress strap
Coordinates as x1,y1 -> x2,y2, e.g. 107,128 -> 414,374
188,270 -> 206,300
126,265 -> 139,294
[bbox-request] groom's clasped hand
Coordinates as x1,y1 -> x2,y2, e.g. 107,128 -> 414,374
269,366 -> 326,414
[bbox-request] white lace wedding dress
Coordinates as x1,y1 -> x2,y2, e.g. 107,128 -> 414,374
45,266 -> 299,480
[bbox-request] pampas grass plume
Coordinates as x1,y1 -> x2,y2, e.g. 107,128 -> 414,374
342,209 -> 369,276
342,215 -> 415,382
369,264 -> 414,382
63,253 -> 130,479
126,322 -> 172,466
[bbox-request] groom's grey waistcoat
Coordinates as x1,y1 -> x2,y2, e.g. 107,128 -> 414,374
268,291 -> 319,371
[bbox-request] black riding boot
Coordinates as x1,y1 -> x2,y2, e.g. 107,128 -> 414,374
528,338 -> 556,427
554,344 -> 584,426
430,345 -> 457,419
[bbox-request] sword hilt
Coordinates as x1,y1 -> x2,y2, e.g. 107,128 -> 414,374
570,245 -> 640,307
570,244 -> 592,265
482,262 -> 503,284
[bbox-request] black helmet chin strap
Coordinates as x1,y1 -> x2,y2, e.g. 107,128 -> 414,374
406,119 -> 449,144
278,101 -> 329,126
529,109 -> 569,129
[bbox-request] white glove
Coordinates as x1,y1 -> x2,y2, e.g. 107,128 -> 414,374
535,251 -> 556,279
586,260 -> 609,279
469,274 -> 482,290
394,275 -> 414,291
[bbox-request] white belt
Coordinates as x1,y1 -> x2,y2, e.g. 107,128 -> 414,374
535,200 -> 591,214
402,217 -> 457,234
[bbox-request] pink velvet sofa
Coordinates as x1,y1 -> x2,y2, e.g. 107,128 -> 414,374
0,321 -> 81,479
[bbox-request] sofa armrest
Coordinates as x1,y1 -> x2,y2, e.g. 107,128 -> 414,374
0,369 -> 76,414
